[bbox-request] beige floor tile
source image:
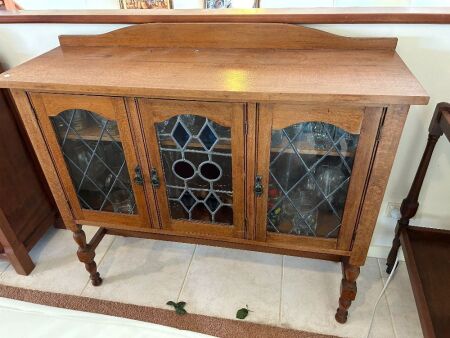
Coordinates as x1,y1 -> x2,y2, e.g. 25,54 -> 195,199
82,237 -> 195,308
378,259 -> 423,338
281,257 -> 395,338
0,226 -> 114,295
0,260 -> 10,275
0,224 -> 400,337
179,245 -> 282,326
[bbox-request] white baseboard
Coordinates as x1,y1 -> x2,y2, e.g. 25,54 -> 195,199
367,245 -> 405,261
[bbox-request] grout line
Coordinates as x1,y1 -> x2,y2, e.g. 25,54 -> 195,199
386,284 -> 398,338
79,234 -> 116,296
378,257 -> 388,286
176,244 -> 197,302
0,263 -> 11,279
378,259 -> 398,338
377,258 -> 386,285
278,255 -> 285,327
377,258 -> 398,338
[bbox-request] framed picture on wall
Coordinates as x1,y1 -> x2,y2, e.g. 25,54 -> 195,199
120,0 -> 172,9
204,0 -> 259,9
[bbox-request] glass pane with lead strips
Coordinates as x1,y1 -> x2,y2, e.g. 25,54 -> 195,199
267,121 -> 359,238
50,109 -> 137,215
156,115 -> 233,225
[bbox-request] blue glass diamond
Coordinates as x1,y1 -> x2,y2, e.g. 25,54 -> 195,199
199,124 -> 217,150
180,190 -> 196,211
205,193 -> 220,212
172,122 -> 190,149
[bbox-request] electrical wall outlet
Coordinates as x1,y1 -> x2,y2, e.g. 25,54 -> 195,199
386,202 -> 401,219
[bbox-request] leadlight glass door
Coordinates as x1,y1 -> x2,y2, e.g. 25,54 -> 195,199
138,99 -> 245,238
255,104 -> 383,251
30,93 -> 150,228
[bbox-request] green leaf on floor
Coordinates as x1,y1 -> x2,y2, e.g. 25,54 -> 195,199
166,301 -> 188,315
236,305 -> 251,320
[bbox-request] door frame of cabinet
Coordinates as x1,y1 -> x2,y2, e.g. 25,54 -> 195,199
136,98 -> 246,239
22,92 -> 398,254
254,103 -> 384,251
11,87 -> 409,261
29,92 -> 151,229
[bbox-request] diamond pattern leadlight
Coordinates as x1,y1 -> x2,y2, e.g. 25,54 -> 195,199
171,122 -> 191,149
156,114 -> 233,225
198,124 -> 218,150
267,121 -> 359,238
180,190 -> 196,211
205,192 -> 220,213
50,109 -> 137,215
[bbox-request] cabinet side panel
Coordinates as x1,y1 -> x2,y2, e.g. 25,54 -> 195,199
337,107 -> 383,250
350,105 -> 409,266
10,90 -> 76,231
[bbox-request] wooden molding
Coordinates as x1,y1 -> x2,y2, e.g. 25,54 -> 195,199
1,8 -> 450,24
349,105 -> 410,266
59,23 -> 397,50
0,22 -> 428,105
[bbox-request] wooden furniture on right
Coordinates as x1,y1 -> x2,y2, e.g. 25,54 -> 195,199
386,103 -> 450,338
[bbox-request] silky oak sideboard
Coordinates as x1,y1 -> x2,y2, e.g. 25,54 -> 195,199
0,23 -> 428,323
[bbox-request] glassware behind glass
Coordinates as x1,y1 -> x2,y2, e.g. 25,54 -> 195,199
267,120 -> 359,238
312,123 -> 329,150
105,120 -> 120,139
110,190 -> 133,214
315,165 -> 345,198
50,109 -> 137,214
290,176 -> 319,235
71,109 -> 89,131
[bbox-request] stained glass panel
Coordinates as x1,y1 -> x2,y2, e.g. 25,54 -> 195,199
156,115 -> 233,225
267,121 -> 359,238
50,109 -> 137,215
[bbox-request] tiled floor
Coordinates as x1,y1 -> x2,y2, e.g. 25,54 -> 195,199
0,227 -> 423,338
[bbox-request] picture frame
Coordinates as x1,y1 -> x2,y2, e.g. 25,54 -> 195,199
120,0 -> 172,9
204,0 -> 259,9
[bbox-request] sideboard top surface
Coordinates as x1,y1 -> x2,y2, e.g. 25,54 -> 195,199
0,23 -> 429,105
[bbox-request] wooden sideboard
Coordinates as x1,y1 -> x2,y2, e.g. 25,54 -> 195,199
0,23 -> 428,323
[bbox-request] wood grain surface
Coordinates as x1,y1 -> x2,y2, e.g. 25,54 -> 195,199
1,8 -> 450,24
0,24 -> 428,105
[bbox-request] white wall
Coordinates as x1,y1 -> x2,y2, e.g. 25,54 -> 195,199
311,25 -> 450,258
0,21 -> 449,259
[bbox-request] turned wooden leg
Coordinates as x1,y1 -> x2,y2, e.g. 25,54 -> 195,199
386,240 -> 400,274
72,225 -> 102,286
387,133 -> 440,272
335,261 -> 360,324
386,220 -> 405,274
